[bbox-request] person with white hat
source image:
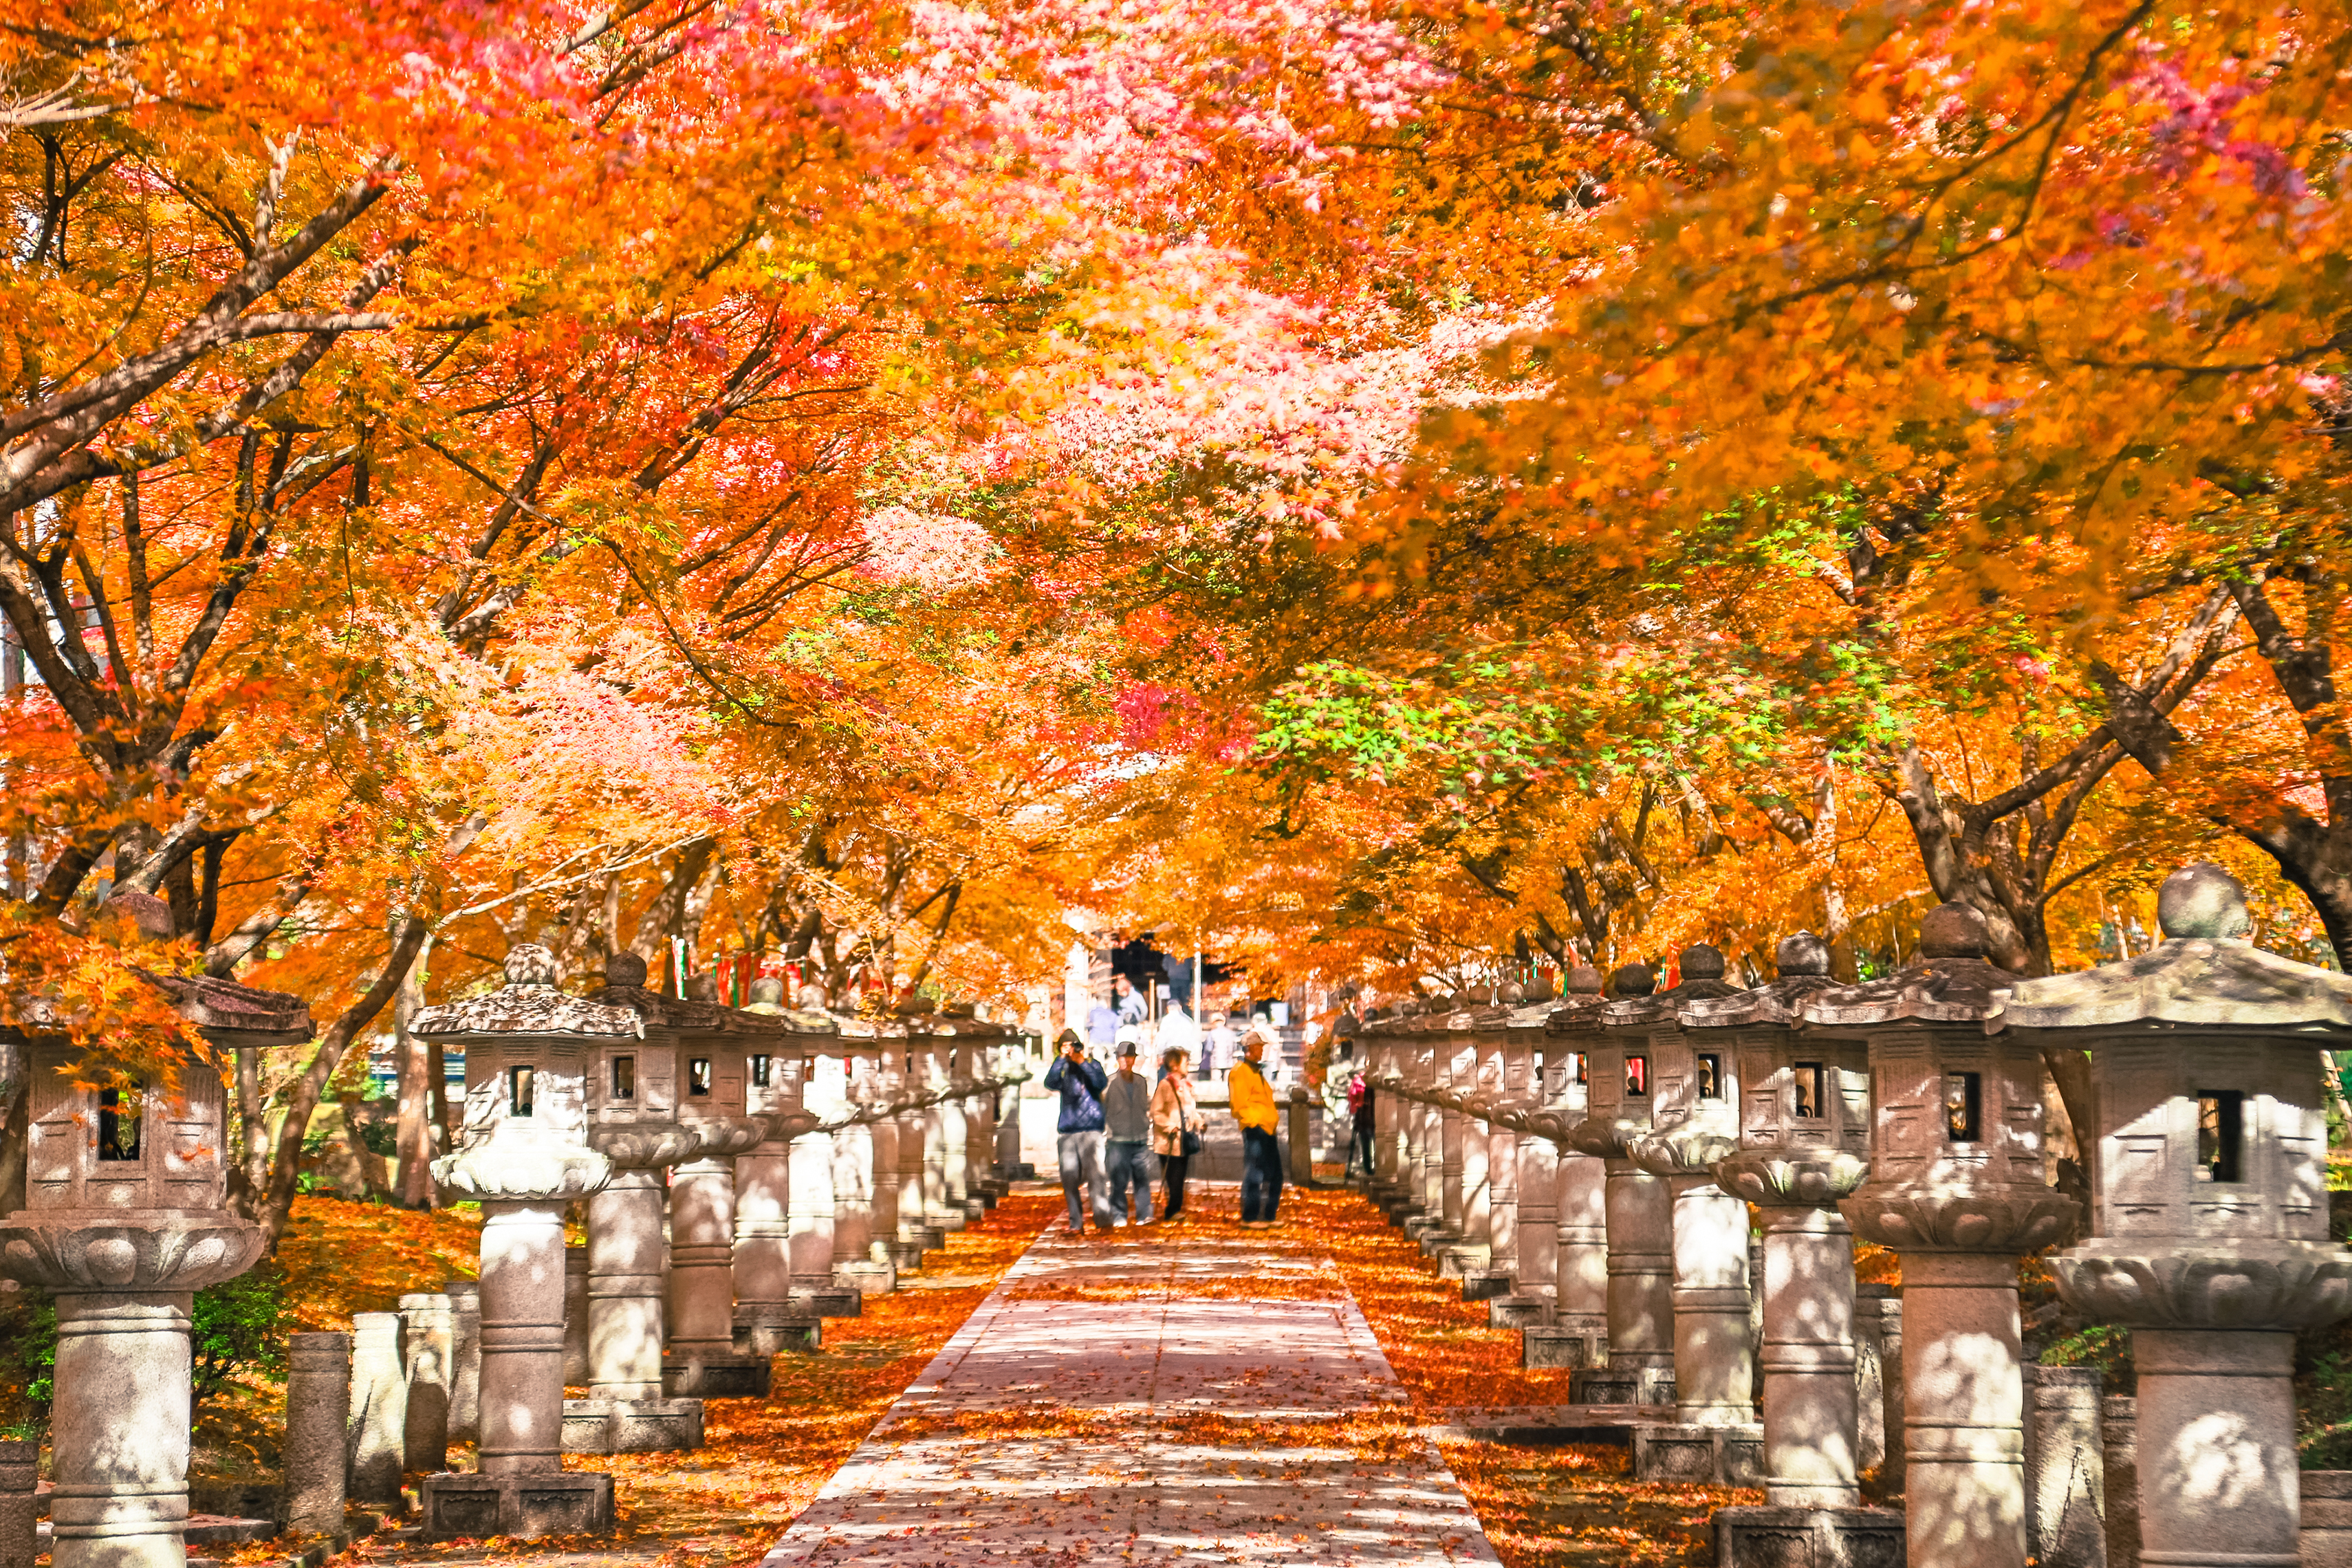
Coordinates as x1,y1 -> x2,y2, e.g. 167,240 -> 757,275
1228,1023 -> 1285,1227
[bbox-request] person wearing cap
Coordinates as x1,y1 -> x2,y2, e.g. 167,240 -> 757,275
1043,1028 -> 1112,1235
1102,1026 -> 1157,1227
1228,1024 -> 1284,1226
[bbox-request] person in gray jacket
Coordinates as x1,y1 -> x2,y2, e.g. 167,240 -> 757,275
1101,1031 -> 1157,1227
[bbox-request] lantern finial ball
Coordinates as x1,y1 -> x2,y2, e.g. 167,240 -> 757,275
505,944 -> 559,988
605,950 -> 649,988
1917,902 -> 1992,959
1680,944 -> 1725,981
2157,862 -> 2253,941
1565,964 -> 1604,996
748,976 -> 785,1007
1776,930 -> 1831,977
1610,963 -> 1657,997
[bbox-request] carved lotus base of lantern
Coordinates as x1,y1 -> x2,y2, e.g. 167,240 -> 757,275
1840,1180 -> 2079,1254
2051,1239 -> 2352,1330
1711,1504 -> 1907,1568
1625,1120 -> 1740,1180
589,1122 -> 704,1172
560,1395 -> 704,1455
433,1144 -> 612,1203
1437,1242 -> 1492,1279
1564,1115 -> 1646,1161
1714,1147 -> 1871,1210
1569,1362 -> 1674,1408
0,1209 -> 263,1293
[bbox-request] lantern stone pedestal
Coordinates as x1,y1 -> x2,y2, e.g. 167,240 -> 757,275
415,946 -> 624,1538
566,1122 -> 705,1454
2003,864 -> 2352,1568
1521,970 -> 1610,1368
662,1113 -> 772,1392
1565,966 -> 1677,1409
1820,906 -> 2079,1568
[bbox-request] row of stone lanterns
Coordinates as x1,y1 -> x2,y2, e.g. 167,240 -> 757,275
0,941 -> 1030,1551
1362,864 -> 2352,1568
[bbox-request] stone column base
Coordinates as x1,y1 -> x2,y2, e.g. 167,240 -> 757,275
836,1260 -> 897,1295
1571,1362 -> 1673,1407
560,1397 -> 704,1454
1633,1422 -> 1763,1485
422,1471 -> 614,1538
1438,1243 -> 1492,1279
898,1223 -> 948,1252
731,1305 -> 824,1356
1461,1270 -> 1516,1303
1711,1504 -> 1906,1567
1413,1226 -> 1463,1256
662,1347 -> 774,1397
1524,1314 -> 1608,1369
878,1239 -> 928,1270
1488,1292 -> 1554,1329
788,1286 -> 863,1318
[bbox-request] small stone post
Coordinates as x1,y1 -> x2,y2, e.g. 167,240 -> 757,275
2101,1395 -> 2138,1568
1825,904 -> 2079,1568
400,1292 -> 454,1474
2023,1366 -> 2107,1568
347,1311 -> 409,1505
2003,864 -> 2352,1568
1286,1085 -> 1314,1185
284,1331 -> 351,1534
445,1281 -> 481,1444
0,1437 -> 39,1568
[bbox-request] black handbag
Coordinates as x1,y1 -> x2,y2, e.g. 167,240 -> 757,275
1181,1128 -> 1204,1156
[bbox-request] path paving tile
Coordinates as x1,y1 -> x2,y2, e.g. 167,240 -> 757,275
757,1195 -> 1504,1568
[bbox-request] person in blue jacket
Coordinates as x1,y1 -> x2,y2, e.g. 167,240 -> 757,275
1043,1030 -> 1112,1234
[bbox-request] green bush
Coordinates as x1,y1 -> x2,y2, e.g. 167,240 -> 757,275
2041,1321 -> 2133,1389
0,1287 -> 56,1431
2303,1350 -> 2352,1469
191,1263 -> 293,1413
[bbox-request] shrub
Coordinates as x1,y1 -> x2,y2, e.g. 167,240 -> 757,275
0,1287 -> 56,1432
191,1263 -> 293,1413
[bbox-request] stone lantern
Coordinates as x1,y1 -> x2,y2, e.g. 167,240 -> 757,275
734,980 -> 845,1353
1486,978 -> 1558,1327
1999,864 -> 2352,1568
1522,965 -> 1609,1369
1364,1010 -> 1408,1208
415,944 -> 625,1537
1618,946 -> 1755,1475
1562,964 -> 1677,1408
1387,1005 -> 1443,1236
824,995 -> 897,1297
1439,994 -> 1507,1282
1817,904 -> 2078,1568
589,960 -> 772,1399
1691,933 -> 1899,1560
0,972 -> 303,1568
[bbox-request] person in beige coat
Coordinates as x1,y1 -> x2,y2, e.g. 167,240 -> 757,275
1150,1047 -> 1207,1221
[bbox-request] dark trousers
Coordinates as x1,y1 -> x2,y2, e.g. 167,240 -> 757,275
1241,1126 -> 1284,1222
1348,1117 -> 1374,1174
1107,1139 -> 1153,1221
1162,1152 -> 1190,1217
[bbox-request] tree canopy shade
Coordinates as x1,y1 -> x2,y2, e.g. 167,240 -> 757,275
6,0 -> 2352,1233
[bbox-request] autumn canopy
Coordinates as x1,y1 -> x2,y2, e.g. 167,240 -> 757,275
3,0 -> 2349,1227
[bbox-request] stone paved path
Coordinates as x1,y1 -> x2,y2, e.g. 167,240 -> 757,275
756,1201 -> 1504,1568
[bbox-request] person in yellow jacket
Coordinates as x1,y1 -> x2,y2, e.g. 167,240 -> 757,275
1228,1025 -> 1285,1226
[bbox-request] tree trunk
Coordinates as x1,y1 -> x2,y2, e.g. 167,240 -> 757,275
393,934 -> 435,1206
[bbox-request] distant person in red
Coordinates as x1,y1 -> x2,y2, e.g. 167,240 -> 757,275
1345,1067 -> 1374,1178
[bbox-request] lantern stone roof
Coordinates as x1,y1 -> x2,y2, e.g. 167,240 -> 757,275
1802,904 -> 2014,1026
1684,933 -> 1838,1028
413,946 -> 643,1038
1603,946 -> 1741,1025
591,953 -> 816,1037
1547,964 -> 1610,1034
135,970 -> 315,1043
1995,864 -> 2352,1032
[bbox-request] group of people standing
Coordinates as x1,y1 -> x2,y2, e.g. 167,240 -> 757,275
1043,1017 -> 1289,1232
1080,975 -> 1249,1082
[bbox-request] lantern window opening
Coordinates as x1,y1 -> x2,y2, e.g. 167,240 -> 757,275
1625,1053 -> 1648,1097
97,1082 -> 144,1162
1943,1070 -> 1981,1143
1569,1052 -> 1587,1086
510,1065 -> 536,1118
752,1054 -> 772,1089
2197,1090 -> 2245,1184
611,1055 -> 635,1101
1793,1062 -> 1826,1121
688,1058 -> 714,1097
1696,1052 -> 1723,1102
